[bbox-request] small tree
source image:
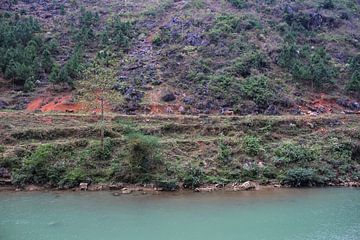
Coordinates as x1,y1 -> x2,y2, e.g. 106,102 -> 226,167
347,70 -> 360,93
76,58 -> 122,153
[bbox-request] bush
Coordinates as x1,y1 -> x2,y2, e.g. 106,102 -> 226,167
183,165 -> 204,189
73,7 -> 99,45
278,44 -> 337,88
102,17 -> 134,49
88,138 -> 114,160
218,139 -> 232,164
346,70 -> 360,93
59,168 -> 86,188
227,0 -> 247,9
321,0 -> 335,9
274,143 -> 318,165
126,132 -> 161,174
282,167 -> 319,187
13,144 -> 57,185
349,54 -> 360,73
241,75 -> 274,108
207,14 -> 242,43
243,135 -> 261,156
232,51 -> 267,77
152,28 -> 171,46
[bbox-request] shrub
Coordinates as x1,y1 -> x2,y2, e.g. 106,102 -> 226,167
349,54 -> 360,73
13,144 -> 56,185
227,0 -> 247,9
278,44 -> 337,88
88,138 -> 114,160
102,17 -> 134,49
208,14 -> 241,43
346,70 -> 360,93
282,167 -> 319,187
241,75 -> 274,108
126,132 -> 161,174
274,143 -> 318,165
183,165 -> 204,189
321,0 -> 335,9
243,135 -> 261,156
59,168 -> 86,188
152,28 -> 171,46
218,139 -> 232,164
74,7 -> 99,45
232,51 -> 267,77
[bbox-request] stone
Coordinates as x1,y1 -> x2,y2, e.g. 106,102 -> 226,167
265,104 -> 280,115
79,182 -> 88,191
121,188 -> 133,194
162,92 -> 176,102
0,167 -> 11,178
240,181 -> 256,190
0,100 -> 8,110
109,184 -> 123,191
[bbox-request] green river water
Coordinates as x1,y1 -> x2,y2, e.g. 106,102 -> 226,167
0,188 -> 359,240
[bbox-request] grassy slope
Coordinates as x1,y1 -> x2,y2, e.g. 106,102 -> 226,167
0,112 -> 359,189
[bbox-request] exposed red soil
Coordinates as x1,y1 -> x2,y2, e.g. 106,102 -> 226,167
26,95 -> 85,113
299,94 -> 344,114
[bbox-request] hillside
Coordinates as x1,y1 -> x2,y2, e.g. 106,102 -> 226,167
1,0 -> 360,191
0,0 -> 360,115
0,112 -> 359,190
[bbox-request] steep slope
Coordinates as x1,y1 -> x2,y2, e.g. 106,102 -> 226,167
0,0 -> 360,115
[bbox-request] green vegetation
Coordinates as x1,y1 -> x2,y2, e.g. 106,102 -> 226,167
227,0 -> 247,9
1,114 -> 359,190
101,17 -> 134,49
126,132 -> 161,175
241,75 -> 274,108
281,167 -> 319,187
347,55 -> 360,93
0,13 -> 57,90
278,44 -> 337,89
274,143 -> 318,165
243,135 -> 262,156
73,7 -> 100,45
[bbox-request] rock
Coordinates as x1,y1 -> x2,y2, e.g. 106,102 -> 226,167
162,92 -> 176,102
265,104 -> 280,115
240,181 -> 256,190
109,183 -> 123,191
79,182 -> 88,191
194,186 -> 217,192
186,33 -> 204,46
121,188 -> 133,194
112,192 -> 120,196
0,167 -> 11,178
0,100 -> 8,110
26,185 -> 41,191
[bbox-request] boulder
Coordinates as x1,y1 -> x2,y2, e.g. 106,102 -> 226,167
0,100 -> 8,110
162,92 -> 176,102
79,182 -> 88,191
240,181 -> 256,190
0,167 -> 11,178
121,188 -> 133,194
109,183 -> 124,191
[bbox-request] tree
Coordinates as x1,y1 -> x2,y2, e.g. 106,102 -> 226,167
76,57 -> 122,153
347,70 -> 360,93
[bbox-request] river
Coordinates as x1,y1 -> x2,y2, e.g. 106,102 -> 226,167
0,188 -> 359,240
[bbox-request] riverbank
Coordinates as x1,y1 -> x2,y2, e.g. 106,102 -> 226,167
1,112 -> 360,191
1,180 -> 359,195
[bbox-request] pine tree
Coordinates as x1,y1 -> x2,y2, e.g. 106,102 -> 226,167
76,57 -> 122,153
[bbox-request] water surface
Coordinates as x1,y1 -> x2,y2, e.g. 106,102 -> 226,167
0,188 -> 359,240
